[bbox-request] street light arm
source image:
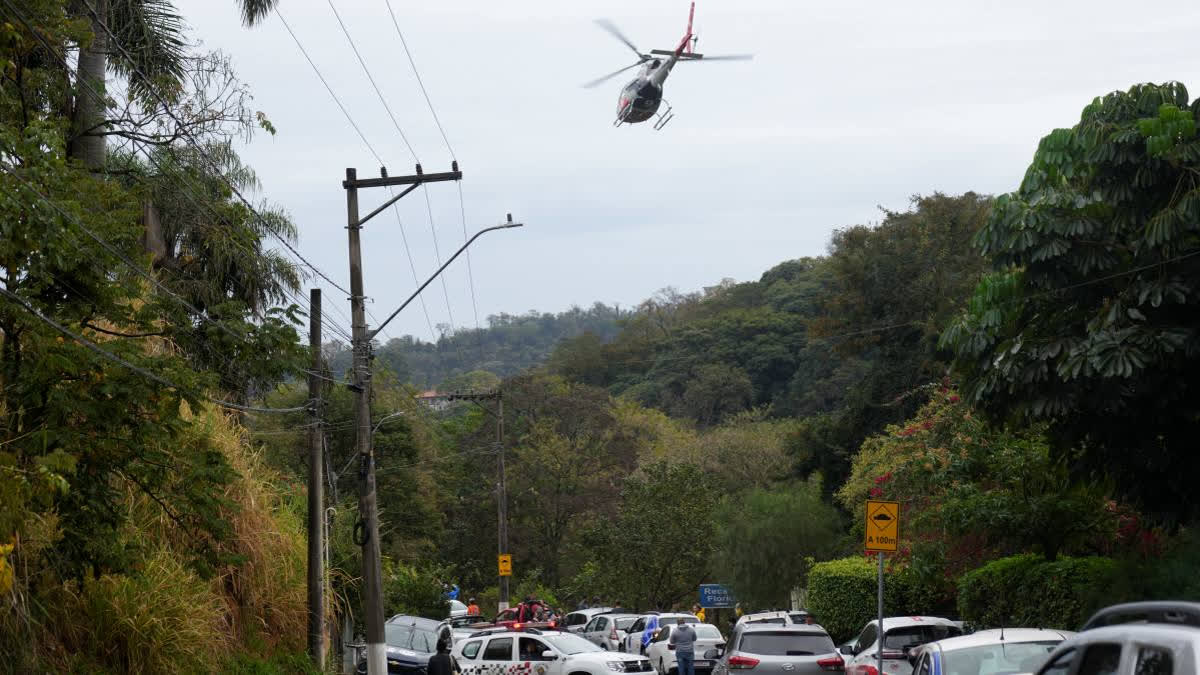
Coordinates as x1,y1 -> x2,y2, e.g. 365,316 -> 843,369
370,218 -> 523,339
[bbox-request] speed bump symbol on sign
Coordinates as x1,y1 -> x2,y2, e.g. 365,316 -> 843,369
498,554 -> 512,577
865,500 -> 899,552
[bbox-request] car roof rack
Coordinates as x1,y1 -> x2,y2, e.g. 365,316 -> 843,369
1081,602 -> 1200,631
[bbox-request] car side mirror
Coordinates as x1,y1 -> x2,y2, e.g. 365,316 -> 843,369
838,646 -> 855,656
541,650 -> 557,660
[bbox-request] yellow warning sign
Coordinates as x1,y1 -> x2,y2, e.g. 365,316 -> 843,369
865,500 -> 899,552
498,554 -> 513,577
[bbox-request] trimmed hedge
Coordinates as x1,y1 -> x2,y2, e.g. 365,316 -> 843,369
807,557 -> 927,643
957,554 -> 1118,630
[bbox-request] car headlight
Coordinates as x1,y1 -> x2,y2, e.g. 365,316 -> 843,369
606,662 -> 627,672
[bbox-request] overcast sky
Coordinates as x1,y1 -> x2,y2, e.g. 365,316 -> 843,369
175,0 -> 1200,343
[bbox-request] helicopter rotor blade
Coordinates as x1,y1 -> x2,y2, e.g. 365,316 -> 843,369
594,19 -> 644,58
582,61 -> 643,89
686,54 -> 754,61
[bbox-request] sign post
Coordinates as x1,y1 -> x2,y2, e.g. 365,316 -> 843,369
865,500 -> 899,675
498,554 -> 512,578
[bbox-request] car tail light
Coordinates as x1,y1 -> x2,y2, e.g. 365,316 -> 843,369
513,623 -> 524,630
610,627 -> 619,641
816,656 -> 844,672
728,656 -> 759,669
859,667 -> 879,675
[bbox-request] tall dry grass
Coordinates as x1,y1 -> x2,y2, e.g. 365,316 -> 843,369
0,404 -> 311,673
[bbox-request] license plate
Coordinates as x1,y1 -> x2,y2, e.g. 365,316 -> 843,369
694,661 -> 711,668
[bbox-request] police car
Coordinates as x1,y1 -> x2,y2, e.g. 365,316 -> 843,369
453,627 -> 654,675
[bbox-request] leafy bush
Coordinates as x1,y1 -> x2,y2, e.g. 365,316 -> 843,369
807,557 -> 931,643
957,554 -> 1119,629
383,562 -> 450,619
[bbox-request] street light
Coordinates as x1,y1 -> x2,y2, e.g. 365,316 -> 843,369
370,214 -> 524,339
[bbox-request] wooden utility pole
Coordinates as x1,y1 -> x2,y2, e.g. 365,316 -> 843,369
497,392 -> 509,611
343,163 -> 464,675
437,390 -> 508,611
306,289 -> 325,666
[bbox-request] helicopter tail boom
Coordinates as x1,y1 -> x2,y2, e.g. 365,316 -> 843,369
674,2 -> 696,56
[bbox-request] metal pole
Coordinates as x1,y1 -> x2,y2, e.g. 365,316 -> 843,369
877,552 -> 884,675
307,288 -> 325,667
497,391 -> 509,611
347,167 -> 386,675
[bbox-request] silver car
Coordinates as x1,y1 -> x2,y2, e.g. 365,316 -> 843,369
1030,601 -> 1200,675
562,607 -> 615,634
583,613 -> 640,650
841,616 -> 961,675
709,623 -> 844,675
909,628 -> 1075,675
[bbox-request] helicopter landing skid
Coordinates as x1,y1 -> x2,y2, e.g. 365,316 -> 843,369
652,101 -> 675,130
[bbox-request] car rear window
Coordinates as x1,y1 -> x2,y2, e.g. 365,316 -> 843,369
695,625 -> 723,640
738,632 -> 835,656
882,626 -> 961,650
616,618 -> 637,630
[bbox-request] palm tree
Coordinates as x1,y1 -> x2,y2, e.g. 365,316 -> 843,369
70,0 -> 279,169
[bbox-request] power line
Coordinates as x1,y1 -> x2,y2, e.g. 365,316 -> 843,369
274,7 -> 441,347
382,0 -> 454,160
0,286 -> 309,414
321,0 -> 462,353
380,0 -> 484,368
323,0 -> 417,161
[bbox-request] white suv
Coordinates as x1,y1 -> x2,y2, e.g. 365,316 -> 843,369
623,614 -> 700,654
842,616 -> 961,675
454,628 -> 654,675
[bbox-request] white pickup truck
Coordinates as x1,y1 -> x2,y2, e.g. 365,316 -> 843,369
454,628 -> 654,675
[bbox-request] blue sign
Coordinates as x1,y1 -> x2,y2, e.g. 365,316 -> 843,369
699,584 -> 735,609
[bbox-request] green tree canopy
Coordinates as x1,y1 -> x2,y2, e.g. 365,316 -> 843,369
942,81 -> 1200,521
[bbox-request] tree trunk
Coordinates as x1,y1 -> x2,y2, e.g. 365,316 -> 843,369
69,0 -> 109,170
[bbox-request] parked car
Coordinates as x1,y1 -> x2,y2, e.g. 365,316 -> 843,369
446,614 -> 494,644
561,607 -> 615,634
908,628 -> 1074,675
841,616 -> 961,675
735,611 -> 795,628
361,616 -> 452,675
646,622 -> 726,675
709,623 -> 843,675
1029,601 -> 1200,675
583,613 -> 640,650
453,627 -> 654,675
449,599 -> 469,618
623,614 -> 699,654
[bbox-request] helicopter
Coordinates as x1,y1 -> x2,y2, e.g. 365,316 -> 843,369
584,2 -> 752,130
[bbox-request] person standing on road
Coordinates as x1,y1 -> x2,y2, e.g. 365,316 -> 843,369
467,597 -> 480,616
692,604 -> 705,623
669,617 -> 697,675
429,639 -> 458,675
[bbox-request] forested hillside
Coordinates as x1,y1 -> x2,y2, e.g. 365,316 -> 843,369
323,303 -> 626,388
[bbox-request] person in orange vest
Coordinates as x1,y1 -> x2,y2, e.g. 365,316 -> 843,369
467,597 -> 480,616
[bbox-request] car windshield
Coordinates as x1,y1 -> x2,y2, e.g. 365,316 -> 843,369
616,618 -> 638,630
883,625 -> 962,650
738,632 -> 834,656
543,634 -> 603,654
385,624 -> 439,653
941,641 -> 1062,675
